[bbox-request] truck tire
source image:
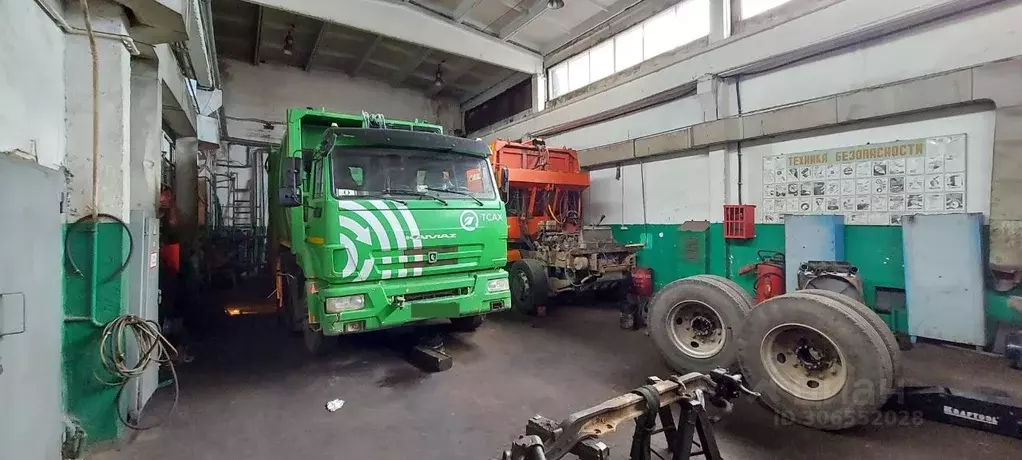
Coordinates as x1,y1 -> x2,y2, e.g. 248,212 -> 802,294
648,276 -> 752,373
450,314 -> 485,332
509,259 -> 549,315
737,292 -> 894,431
796,289 -> 902,387
303,320 -> 338,356
279,251 -> 305,335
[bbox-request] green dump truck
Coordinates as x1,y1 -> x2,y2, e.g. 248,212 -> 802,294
268,109 -> 511,355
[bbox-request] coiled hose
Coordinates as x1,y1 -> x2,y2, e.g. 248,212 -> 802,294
98,315 -> 180,430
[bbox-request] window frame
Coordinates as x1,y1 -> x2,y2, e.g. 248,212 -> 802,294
546,0 -> 712,102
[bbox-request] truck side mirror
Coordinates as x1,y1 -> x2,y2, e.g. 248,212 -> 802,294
278,157 -> 303,208
499,166 -> 510,198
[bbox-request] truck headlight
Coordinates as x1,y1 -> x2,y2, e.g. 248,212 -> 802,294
487,278 -> 510,293
325,295 -> 365,313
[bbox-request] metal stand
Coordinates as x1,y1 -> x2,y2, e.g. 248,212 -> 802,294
500,370 -> 756,460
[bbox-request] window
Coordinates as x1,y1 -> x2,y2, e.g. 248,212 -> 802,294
567,53 -> 590,92
548,0 -> 711,100
677,0 -> 710,44
614,26 -> 643,72
589,40 -> 615,82
740,0 -> 792,19
549,62 -> 569,99
643,8 -> 678,59
331,148 -> 495,201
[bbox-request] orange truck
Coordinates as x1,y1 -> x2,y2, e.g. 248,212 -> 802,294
487,139 -> 643,314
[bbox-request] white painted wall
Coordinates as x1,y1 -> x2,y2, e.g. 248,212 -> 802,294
0,0 -> 66,170
0,4 -> 65,460
547,96 -> 705,150
739,2 -> 1022,113
221,59 -> 463,144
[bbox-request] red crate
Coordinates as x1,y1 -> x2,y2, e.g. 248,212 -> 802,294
723,205 -> 756,239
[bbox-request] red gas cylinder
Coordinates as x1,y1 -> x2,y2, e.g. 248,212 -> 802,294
630,267 -> 654,297
738,250 -> 785,304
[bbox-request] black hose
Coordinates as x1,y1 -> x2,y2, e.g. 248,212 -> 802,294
64,213 -> 134,285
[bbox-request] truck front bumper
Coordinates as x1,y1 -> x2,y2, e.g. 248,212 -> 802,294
310,268 -> 511,336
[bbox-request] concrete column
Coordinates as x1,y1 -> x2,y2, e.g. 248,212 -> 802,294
64,0 -> 132,221
532,73 -> 547,113
175,137 -> 199,260
130,59 -> 162,214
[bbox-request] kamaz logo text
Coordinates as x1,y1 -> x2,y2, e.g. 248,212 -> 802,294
408,233 -> 456,240
943,406 -> 999,425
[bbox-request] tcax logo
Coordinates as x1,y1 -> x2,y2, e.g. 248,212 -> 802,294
460,210 -> 479,231
943,406 -> 999,425
460,211 -> 503,231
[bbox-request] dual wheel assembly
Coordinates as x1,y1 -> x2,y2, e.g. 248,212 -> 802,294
648,275 -> 901,430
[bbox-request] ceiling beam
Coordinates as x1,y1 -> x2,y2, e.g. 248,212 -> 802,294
304,22 -> 327,71
397,50 -> 433,84
245,0 -> 542,74
429,62 -> 476,97
351,35 -> 383,76
252,5 -> 264,65
582,0 -> 609,11
452,0 -> 485,22
499,0 -> 549,40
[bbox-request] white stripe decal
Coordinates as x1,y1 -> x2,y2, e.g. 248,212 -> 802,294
339,201 -> 391,279
394,202 -> 423,276
369,200 -> 408,277
336,234 -> 358,278
382,256 -> 392,264
356,258 -> 374,282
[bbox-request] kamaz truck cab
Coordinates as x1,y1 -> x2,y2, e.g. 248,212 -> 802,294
268,109 -> 510,355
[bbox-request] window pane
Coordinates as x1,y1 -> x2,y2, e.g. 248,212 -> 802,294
615,25 -> 643,71
643,7 -> 678,59
567,53 -> 590,92
676,0 -> 710,45
589,40 -> 615,82
549,62 -> 569,98
741,0 -> 791,19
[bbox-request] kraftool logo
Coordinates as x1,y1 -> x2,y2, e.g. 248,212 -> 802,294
460,210 -> 479,231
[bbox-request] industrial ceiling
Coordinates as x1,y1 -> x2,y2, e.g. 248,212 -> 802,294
212,0 -> 629,101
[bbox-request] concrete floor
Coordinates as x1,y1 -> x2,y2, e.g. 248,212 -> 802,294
93,305 -> 1021,460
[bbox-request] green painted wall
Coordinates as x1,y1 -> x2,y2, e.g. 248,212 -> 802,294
612,223 -> 1022,336
62,222 -> 130,445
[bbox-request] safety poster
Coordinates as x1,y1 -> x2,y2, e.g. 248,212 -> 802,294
761,135 -> 967,225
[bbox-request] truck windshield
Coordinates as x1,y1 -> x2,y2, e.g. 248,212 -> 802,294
331,148 -> 496,201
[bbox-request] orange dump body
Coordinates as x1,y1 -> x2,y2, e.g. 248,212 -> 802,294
490,140 -> 590,261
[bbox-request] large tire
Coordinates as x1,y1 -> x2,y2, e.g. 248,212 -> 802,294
509,259 -> 549,315
737,292 -> 894,430
303,320 -> 338,356
648,276 -> 753,373
797,289 -> 902,387
279,252 -> 305,335
450,314 -> 485,332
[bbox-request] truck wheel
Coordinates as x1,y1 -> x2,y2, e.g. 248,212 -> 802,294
280,252 -> 305,335
303,321 -> 338,356
737,292 -> 894,430
450,314 -> 485,332
796,289 -> 902,387
648,276 -> 752,373
509,259 -> 549,315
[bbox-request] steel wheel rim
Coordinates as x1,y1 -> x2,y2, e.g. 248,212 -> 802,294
666,300 -> 727,359
760,323 -> 848,401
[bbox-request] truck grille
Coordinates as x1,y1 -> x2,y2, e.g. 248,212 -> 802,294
404,287 -> 469,302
